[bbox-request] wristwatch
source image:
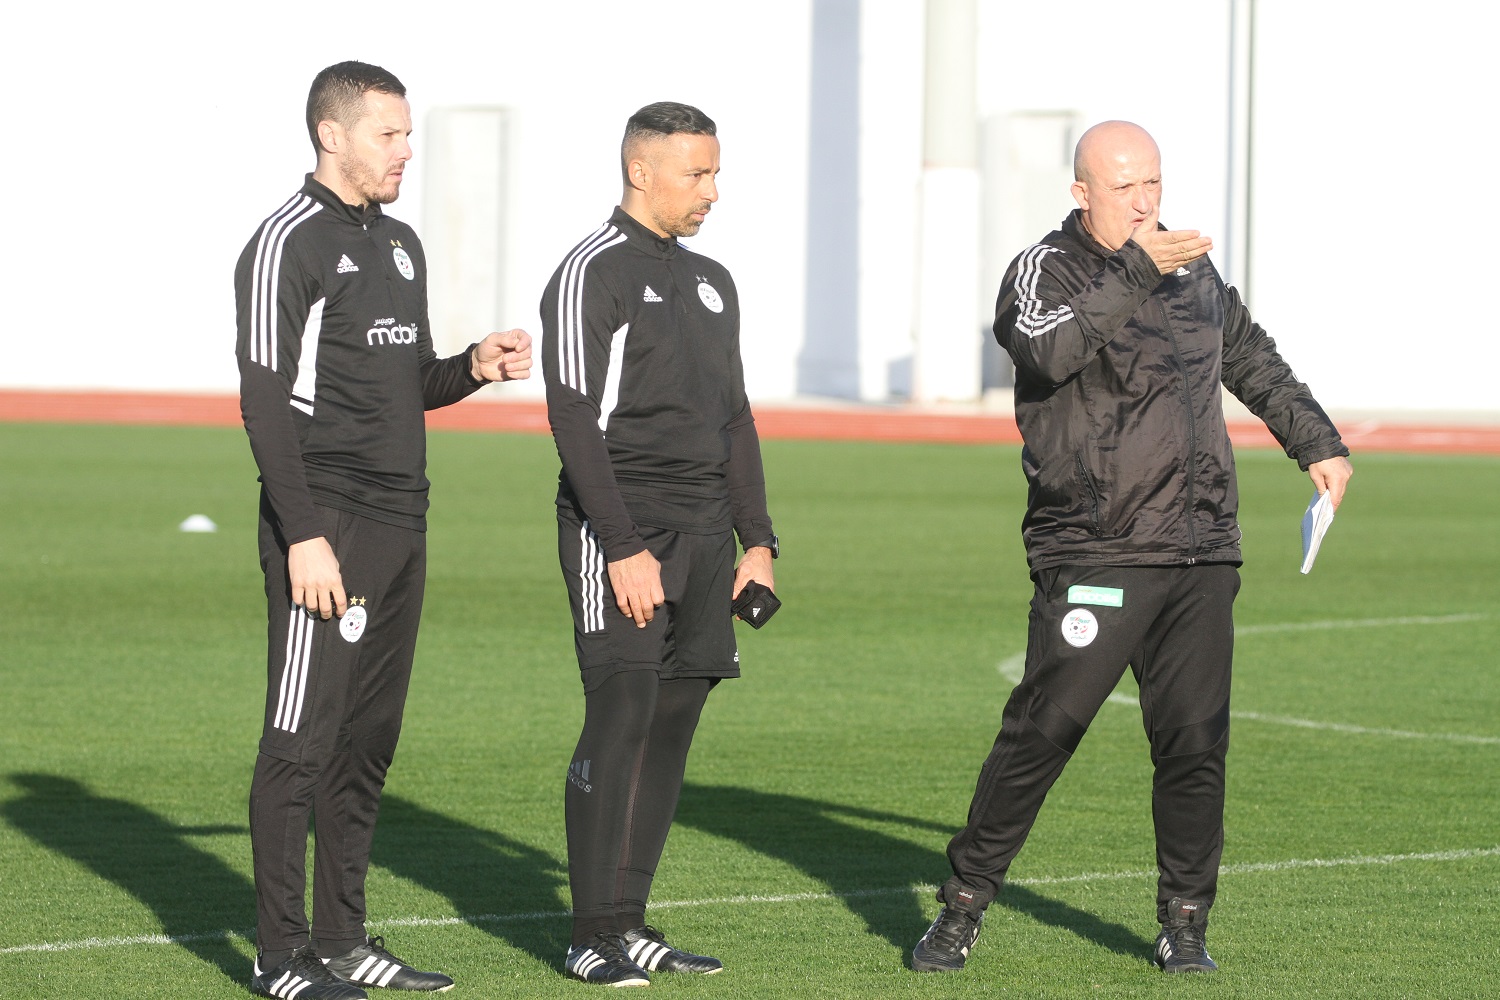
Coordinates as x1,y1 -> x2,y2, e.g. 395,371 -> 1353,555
746,534 -> 779,559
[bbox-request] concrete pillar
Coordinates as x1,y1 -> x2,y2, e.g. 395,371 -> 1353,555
911,0 -> 981,403
422,107 -> 511,360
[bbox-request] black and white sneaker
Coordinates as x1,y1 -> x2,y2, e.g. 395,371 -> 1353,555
323,935 -> 455,991
1151,897 -> 1218,973
251,947 -> 368,999
911,903 -> 984,972
622,924 -> 723,974
565,932 -> 651,987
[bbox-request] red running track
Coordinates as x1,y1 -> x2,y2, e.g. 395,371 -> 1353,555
2,390 -> 1498,455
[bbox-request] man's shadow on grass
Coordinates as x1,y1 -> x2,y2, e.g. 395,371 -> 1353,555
673,783 -> 1150,965
371,794 -> 569,968
0,777 -> 572,978
2,772 -> 251,986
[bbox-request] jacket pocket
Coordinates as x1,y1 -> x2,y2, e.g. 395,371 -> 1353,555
1075,453 -> 1104,537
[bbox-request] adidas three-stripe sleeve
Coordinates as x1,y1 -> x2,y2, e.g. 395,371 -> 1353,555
541,223 -> 647,562
235,193 -> 326,546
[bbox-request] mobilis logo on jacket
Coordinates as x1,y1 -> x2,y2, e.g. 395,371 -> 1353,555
366,318 -> 419,346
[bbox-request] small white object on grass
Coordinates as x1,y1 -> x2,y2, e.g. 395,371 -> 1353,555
179,514 -> 218,533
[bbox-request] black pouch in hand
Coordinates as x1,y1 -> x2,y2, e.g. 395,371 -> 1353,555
731,580 -> 781,629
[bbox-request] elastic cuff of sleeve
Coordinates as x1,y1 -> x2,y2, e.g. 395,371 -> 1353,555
1119,240 -> 1166,288
604,537 -> 648,563
463,342 -> 489,387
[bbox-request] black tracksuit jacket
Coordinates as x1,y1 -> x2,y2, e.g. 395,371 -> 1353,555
995,209 -> 1348,573
540,208 -> 773,562
235,175 -> 482,544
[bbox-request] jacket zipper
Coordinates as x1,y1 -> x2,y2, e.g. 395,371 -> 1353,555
1075,454 -> 1104,537
1162,304 -> 1199,562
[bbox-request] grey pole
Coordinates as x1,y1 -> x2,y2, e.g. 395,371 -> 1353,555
912,0 -> 981,402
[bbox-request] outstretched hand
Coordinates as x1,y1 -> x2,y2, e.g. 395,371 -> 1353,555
472,329 -> 533,382
1129,205 -> 1213,275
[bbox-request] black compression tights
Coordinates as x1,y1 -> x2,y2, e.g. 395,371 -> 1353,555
565,673 -> 714,946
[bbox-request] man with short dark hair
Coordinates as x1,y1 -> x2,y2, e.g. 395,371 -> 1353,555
541,101 -> 778,986
910,120 -> 1352,976
235,60 -> 532,999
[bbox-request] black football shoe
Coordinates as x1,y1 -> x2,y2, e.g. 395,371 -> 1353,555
622,924 -> 724,974
251,947 -> 368,999
1151,897 -> 1218,973
911,901 -> 985,972
323,936 -> 455,991
564,932 -> 651,987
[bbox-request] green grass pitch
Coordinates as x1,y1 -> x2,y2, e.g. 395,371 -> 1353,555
1,422 -> 1496,998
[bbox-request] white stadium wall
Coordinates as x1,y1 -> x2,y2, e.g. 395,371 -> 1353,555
2,0 -> 1494,414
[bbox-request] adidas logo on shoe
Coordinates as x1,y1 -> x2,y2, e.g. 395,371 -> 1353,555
251,947 -> 367,999
642,285 -> 663,302
337,254 -> 360,273
622,925 -> 723,974
322,935 -> 453,992
911,902 -> 984,973
1152,897 -> 1217,973
566,932 -> 650,987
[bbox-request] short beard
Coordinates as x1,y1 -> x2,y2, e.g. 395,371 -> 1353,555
656,204 -> 710,238
340,157 -> 399,206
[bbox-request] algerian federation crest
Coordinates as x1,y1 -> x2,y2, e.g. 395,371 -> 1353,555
340,605 -> 368,643
697,281 -> 723,313
392,246 -> 415,280
1060,608 -> 1098,648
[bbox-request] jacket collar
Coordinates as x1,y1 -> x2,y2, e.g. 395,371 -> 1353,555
610,206 -> 678,260
301,174 -> 385,227
1062,209 -> 1112,259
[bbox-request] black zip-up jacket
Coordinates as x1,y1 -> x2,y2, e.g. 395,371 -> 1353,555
541,208 -> 773,561
995,209 -> 1348,572
235,175 -> 482,544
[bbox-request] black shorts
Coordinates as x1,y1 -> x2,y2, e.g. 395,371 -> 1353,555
557,515 -> 739,692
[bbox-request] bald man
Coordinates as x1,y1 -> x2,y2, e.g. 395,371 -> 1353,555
540,101 -> 777,986
911,121 -> 1352,976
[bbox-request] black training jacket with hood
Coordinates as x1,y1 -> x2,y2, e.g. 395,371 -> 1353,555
995,209 -> 1348,573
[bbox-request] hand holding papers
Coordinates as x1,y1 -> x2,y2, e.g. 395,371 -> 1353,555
1300,490 -> 1336,575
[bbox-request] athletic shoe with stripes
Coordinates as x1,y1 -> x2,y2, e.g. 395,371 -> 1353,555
323,936 -> 455,992
251,947 -> 368,999
911,903 -> 984,972
622,924 -> 724,974
1151,897 -> 1218,973
564,932 -> 651,987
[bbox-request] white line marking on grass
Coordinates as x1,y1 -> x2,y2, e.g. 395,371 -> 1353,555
1232,711 -> 1500,745
996,612 -> 1499,739
1237,613 -> 1490,635
5,846 -> 1497,956
0,929 -> 249,954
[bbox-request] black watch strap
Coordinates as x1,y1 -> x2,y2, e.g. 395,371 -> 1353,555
747,534 -> 779,559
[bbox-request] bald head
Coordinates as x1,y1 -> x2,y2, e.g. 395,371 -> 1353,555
1070,121 -> 1163,251
1073,121 -> 1159,185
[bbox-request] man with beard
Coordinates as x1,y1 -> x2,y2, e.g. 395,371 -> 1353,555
235,60 -> 532,999
541,102 -> 778,986
910,120 -> 1352,976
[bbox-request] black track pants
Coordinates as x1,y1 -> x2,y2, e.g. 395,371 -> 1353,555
944,564 -> 1238,923
249,501 -> 426,954
565,672 -> 713,944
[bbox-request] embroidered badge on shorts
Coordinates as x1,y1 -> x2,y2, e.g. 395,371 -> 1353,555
340,598 -> 368,643
1061,608 -> 1099,647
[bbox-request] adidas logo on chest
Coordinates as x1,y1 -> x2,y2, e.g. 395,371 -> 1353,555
337,254 -> 360,274
642,285 -> 663,303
